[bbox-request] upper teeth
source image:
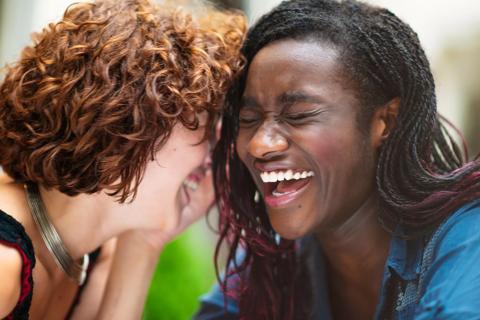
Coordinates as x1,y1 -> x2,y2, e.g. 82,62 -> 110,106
260,170 -> 314,183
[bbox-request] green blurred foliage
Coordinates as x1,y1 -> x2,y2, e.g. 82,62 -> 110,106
143,222 -> 216,320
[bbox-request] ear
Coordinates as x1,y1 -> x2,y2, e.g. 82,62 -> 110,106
371,97 -> 400,148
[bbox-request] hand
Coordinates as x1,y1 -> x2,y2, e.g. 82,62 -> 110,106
97,168 -> 214,319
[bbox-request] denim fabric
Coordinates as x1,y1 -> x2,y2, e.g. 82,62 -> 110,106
194,200 -> 480,319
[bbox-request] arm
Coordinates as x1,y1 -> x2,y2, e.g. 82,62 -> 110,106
415,203 -> 480,320
69,238 -> 117,320
97,169 -> 214,319
0,243 -> 22,318
96,232 -> 160,320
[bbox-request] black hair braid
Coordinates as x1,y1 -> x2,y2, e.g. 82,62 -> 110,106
379,11 -> 464,172
349,15 -> 434,204
355,8 -> 479,233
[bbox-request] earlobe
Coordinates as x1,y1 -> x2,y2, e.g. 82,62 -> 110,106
372,97 -> 400,148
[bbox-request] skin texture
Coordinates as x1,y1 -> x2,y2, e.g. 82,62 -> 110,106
0,244 -> 22,318
236,39 -> 399,319
0,122 -> 212,319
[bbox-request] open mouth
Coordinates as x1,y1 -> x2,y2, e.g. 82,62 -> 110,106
260,169 -> 314,207
184,163 -> 209,188
179,163 -> 210,206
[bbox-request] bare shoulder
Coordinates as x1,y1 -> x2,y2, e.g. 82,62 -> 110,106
0,173 -> 30,316
0,173 -> 31,226
0,243 -> 22,318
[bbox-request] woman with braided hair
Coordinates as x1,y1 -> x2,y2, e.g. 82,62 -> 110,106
194,0 -> 480,319
0,0 -> 245,318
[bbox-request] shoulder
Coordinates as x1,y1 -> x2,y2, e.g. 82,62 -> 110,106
429,200 -> 480,256
0,243 -> 22,318
194,250 -> 245,319
0,210 -> 36,319
0,178 -> 36,261
415,200 -> 480,318
194,282 -> 239,320
0,208 -> 35,263
0,176 -> 31,227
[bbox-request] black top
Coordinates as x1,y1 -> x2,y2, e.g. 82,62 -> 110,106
0,209 -> 36,320
0,209 -> 100,319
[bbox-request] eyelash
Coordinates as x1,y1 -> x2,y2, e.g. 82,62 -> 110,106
283,113 -> 310,121
239,109 -> 324,127
282,109 -> 324,123
239,115 -> 260,125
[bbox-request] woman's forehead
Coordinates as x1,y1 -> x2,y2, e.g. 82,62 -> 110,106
243,39 -> 355,107
250,39 -> 340,72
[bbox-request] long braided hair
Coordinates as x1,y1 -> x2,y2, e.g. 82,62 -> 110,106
213,0 -> 480,318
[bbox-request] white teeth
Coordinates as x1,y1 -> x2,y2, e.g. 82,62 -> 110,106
183,179 -> 199,191
260,170 -> 315,183
272,189 -> 289,197
285,170 -> 293,180
260,172 -> 267,182
269,172 -> 277,182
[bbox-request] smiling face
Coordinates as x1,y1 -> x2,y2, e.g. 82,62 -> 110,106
138,116 -> 210,214
114,114 -> 211,230
236,39 -> 381,239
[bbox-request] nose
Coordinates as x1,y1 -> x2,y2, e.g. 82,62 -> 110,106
247,123 -> 288,159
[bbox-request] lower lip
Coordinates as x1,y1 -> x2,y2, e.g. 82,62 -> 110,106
263,178 -> 312,209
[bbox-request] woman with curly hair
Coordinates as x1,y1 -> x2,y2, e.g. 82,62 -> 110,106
195,0 -> 480,319
0,0 -> 245,319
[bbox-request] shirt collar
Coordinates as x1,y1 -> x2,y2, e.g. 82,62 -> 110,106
385,228 -> 424,281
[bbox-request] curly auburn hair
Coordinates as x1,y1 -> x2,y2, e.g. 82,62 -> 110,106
0,0 -> 245,202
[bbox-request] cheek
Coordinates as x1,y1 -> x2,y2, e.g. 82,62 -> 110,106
158,130 -> 209,175
176,140 -> 209,173
193,141 -> 209,165
311,139 -> 342,164
298,129 -> 350,167
178,129 -> 209,166
306,130 -> 375,189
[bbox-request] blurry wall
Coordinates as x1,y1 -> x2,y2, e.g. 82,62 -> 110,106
0,0 -> 33,68
0,0 -> 75,68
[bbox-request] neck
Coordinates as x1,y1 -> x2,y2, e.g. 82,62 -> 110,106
38,186 -> 135,260
315,192 -> 391,294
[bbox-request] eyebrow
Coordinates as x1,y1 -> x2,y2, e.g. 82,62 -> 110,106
240,91 -> 325,110
278,91 -> 324,108
239,96 -> 260,109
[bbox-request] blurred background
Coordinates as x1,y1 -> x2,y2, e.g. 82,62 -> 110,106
0,0 -> 479,319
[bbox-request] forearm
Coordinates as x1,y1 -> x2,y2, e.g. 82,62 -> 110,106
97,169 -> 213,319
97,232 -> 163,320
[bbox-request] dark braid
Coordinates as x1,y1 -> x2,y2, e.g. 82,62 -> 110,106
213,0 -> 480,318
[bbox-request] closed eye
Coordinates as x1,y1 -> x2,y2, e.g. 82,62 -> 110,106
239,117 -> 259,125
282,108 -> 326,123
239,109 -> 262,127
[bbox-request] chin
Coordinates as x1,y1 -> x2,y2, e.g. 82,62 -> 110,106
269,216 -> 311,240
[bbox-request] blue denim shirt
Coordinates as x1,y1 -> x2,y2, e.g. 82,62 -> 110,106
194,200 -> 480,319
